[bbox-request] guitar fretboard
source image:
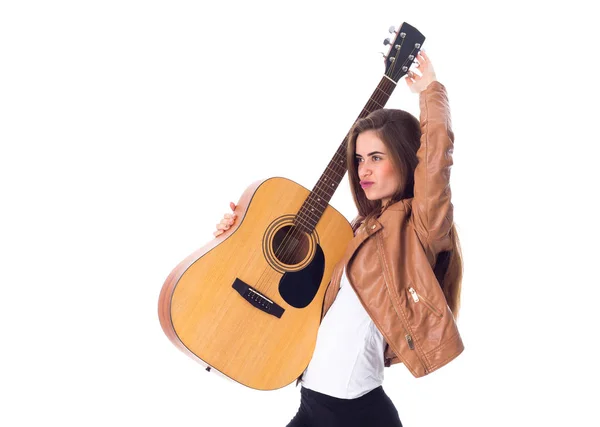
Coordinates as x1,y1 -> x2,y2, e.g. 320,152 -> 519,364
295,76 -> 397,234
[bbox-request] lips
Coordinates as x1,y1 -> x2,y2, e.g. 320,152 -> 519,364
360,181 -> 374,189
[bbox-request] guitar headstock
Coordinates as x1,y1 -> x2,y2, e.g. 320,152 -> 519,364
383,22 -> 426,83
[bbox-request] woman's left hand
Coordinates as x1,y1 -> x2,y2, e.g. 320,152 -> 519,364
405,50 -> 437,94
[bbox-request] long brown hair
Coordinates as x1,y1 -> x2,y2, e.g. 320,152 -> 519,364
346,109 -> 463,318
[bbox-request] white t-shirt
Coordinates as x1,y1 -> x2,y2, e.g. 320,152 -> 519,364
300,266 -> 387,399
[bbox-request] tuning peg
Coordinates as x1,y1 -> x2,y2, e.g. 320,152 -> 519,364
383,38 -> 391,46
388,26 -> 396,34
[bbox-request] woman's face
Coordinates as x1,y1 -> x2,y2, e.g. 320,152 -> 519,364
355,129 -> 400,205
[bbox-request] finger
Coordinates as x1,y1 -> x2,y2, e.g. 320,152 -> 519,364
405,75 -> 418,93
224,213 -> 237,219
230,202 -> 236,211
219,218 -> 234,227
408,70 -> 421,80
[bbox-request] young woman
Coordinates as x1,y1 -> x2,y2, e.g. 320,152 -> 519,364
214,50 -> 464,427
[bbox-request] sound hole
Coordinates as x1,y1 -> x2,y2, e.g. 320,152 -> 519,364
272,225 -> 310,265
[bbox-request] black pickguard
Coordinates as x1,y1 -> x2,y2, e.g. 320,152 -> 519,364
278,244 -> 325,308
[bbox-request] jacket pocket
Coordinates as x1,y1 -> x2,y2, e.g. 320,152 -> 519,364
407,287 -> 443,318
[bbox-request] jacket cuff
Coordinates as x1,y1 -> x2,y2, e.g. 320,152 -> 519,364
420,80 -> 444,97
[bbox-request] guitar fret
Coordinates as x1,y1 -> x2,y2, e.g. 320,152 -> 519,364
304,194 -> 330,216
322,165 -> 345,181
313,181 -> 336,198
368,98 -> 385,108
304,195 -> 327,212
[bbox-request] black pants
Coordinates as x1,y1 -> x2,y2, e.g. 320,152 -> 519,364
286,386 -> 403,427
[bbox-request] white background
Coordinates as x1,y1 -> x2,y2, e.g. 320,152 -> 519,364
1,1 -> 599,426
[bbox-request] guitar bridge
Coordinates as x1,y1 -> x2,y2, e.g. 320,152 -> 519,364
232,278 -> 285,318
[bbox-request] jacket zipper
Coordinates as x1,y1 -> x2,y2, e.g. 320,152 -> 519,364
347,233 -> 421,367
408,287 -> 443,318
405,333 -> 415,350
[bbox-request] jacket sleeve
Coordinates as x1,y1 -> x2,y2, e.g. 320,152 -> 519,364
410,80 -> 454,255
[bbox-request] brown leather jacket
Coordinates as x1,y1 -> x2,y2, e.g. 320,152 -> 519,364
304,81 -> 464,382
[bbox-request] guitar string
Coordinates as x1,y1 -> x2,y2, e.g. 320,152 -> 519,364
267,42 -> 417,280
269,78 -> 396,269
254,88 -> 390,291
277,74 -> 400,236
254,44 -> 416,301
249,82 -> 394,299
268,42 -> 415,270
250,42 -> 419,307
278,39 -> 414,244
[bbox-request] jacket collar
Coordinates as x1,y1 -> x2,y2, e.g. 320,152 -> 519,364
340,219 -> 383,266
342,199 -> 410,264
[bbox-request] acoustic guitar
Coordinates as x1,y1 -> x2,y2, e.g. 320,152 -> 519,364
158,21 -> 425,390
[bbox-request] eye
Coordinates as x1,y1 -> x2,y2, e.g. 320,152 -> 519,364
373,155 -> 381,161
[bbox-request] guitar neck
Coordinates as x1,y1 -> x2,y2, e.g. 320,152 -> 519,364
296,75 -> 398,233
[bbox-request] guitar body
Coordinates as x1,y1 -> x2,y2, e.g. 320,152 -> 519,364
158,177 -> 354,390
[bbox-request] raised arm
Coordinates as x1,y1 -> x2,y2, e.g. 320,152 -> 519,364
406,52 -> 454,253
